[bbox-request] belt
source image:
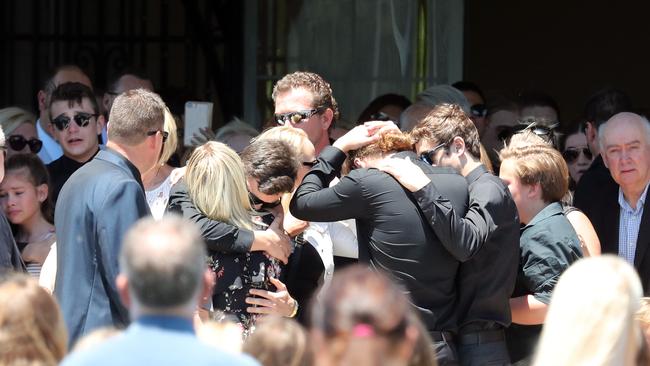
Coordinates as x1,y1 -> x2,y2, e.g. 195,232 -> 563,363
428,331 -> 455,343
458,329 -> 505,345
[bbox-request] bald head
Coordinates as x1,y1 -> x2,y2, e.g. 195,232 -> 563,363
399,102 -> 433,132
599,112 -> 650,154
119,216 -> 206,308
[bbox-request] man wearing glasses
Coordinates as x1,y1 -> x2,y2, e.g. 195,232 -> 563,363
272,71 -> 338,155
54,89 -> 167,346
36,64 -> 94,164
379,103 -> 520,366
46,82 -> 104,204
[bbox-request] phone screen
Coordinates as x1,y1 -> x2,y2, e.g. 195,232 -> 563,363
184,101 -> 213,146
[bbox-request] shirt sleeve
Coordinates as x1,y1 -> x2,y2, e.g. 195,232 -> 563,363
290,146 -> 368,222
412,178 -> 502,261
520,230 -> 573,304
166,180 -> 254,254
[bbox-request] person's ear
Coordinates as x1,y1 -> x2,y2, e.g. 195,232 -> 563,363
103,94 -> 112,116
116,274 -> 131,308
321,108 -> 334,130
36,184 -> 49,203
96,115 -> 106,135
353,157 -> 364,169
37,90 -> 48,112
452,136 -> 466,155
396,325 -> 418,363
198,269 -> 215,306
527,182 -> 542,200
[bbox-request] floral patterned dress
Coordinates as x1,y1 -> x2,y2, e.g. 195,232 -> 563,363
209,214 -> 283,336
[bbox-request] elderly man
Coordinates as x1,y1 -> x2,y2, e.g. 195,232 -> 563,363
61,216 -> 259,366
54,89 -> 167,345
593,112 -> 650,294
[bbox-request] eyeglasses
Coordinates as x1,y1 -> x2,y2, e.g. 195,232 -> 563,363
52,112 -> 98,131
302,160 -> 318,167
419,141 -> 450,165
563,147 -> 593,163
470,104 -> 488,118
275,107 -> 325,126
146,130 -> 169,143
8,135 -> 43,154
248,192 -> 282,211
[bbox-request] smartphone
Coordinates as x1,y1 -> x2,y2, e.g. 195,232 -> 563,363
184,101 -> 213,146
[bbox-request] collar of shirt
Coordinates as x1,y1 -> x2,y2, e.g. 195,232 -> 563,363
523,201 -> 564,230
135,314 -> 195,334
618,183 -> 650,215
465,164 -> 488,185
36,118 -> 63,159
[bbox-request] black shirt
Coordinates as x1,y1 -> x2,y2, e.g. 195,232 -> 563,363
47,149 -> 100,205
573,154 -> 618,220
290,147 -> 469,332
506,202 -> 582,363
412,164 -> 520,331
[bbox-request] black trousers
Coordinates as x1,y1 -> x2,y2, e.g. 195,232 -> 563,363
457,329 -> 510,366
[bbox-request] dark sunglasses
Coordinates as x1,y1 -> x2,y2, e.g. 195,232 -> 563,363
470,104 -> 488,118
302,160 -> 318,167
563,147 -> 593,163
498,123 -> 557,143
275,107 -> 325,126
419,141 -> 450,165
146,130 -> 169,143
248,192 -> 282,211
52,112 -> 97,131
8,135 -> 43,154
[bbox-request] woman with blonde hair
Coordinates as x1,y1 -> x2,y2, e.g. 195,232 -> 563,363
0,273 -> 67,365
533,255 -> 645,366
142,107 -> 181,219
0,107 -> 42,158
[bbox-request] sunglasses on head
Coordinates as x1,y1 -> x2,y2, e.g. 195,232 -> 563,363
302,160 -> 318,167
498,122 -> 558,143
275,107 -> 325,126
52,112 -> 97,131
248,192 -> 282,211
419,140 -> 450,165
8,135 -> 43,154
563,147 -> 593,163
470,104 -> 488,118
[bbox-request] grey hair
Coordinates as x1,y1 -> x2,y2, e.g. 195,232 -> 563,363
598,112 -> 650,154
119,215 -> 206,308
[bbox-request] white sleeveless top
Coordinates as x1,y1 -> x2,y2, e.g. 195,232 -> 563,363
146,174 -> 174,220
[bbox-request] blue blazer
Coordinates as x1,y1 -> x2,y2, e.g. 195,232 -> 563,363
54,149 -> 151,345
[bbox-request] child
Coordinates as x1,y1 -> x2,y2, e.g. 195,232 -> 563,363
0,154 -> 55,277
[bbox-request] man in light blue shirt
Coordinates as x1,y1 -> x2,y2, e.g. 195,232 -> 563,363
61,216 -> 259,366
597,112 -> 650,294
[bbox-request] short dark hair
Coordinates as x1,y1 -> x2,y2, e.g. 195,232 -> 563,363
452,81 -> 485,101
4,154 -> 53,224
584,88 -> 633,129
357,94 -> 411,124
48,82 -> 99,120
518,90 -> 560,122
240,139 -> 298,195
106,68 -> 153,94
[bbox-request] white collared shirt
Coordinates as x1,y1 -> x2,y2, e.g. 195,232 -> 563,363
618,183 -> 650,264
36,118 -> 63,164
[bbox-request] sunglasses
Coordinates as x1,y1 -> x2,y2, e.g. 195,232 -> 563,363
563,147 -> 593,163
498,123 -> 557,143
146,130 -> 170,143
470,104 -> 488,118
275,107 -> 325,126
8,135 -> 43,154
248,192 -> 282,211
419,141 -> 450,165
52,112 -> 97,131
302,160 -> 318,167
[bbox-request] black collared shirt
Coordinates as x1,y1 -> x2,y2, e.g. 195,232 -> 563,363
291,147 -> 469,332
47,149 -> 100,205
506,202 -> 582,363
412,164 -> 520,331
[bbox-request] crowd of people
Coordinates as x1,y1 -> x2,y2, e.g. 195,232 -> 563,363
0,64 -> 649,366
